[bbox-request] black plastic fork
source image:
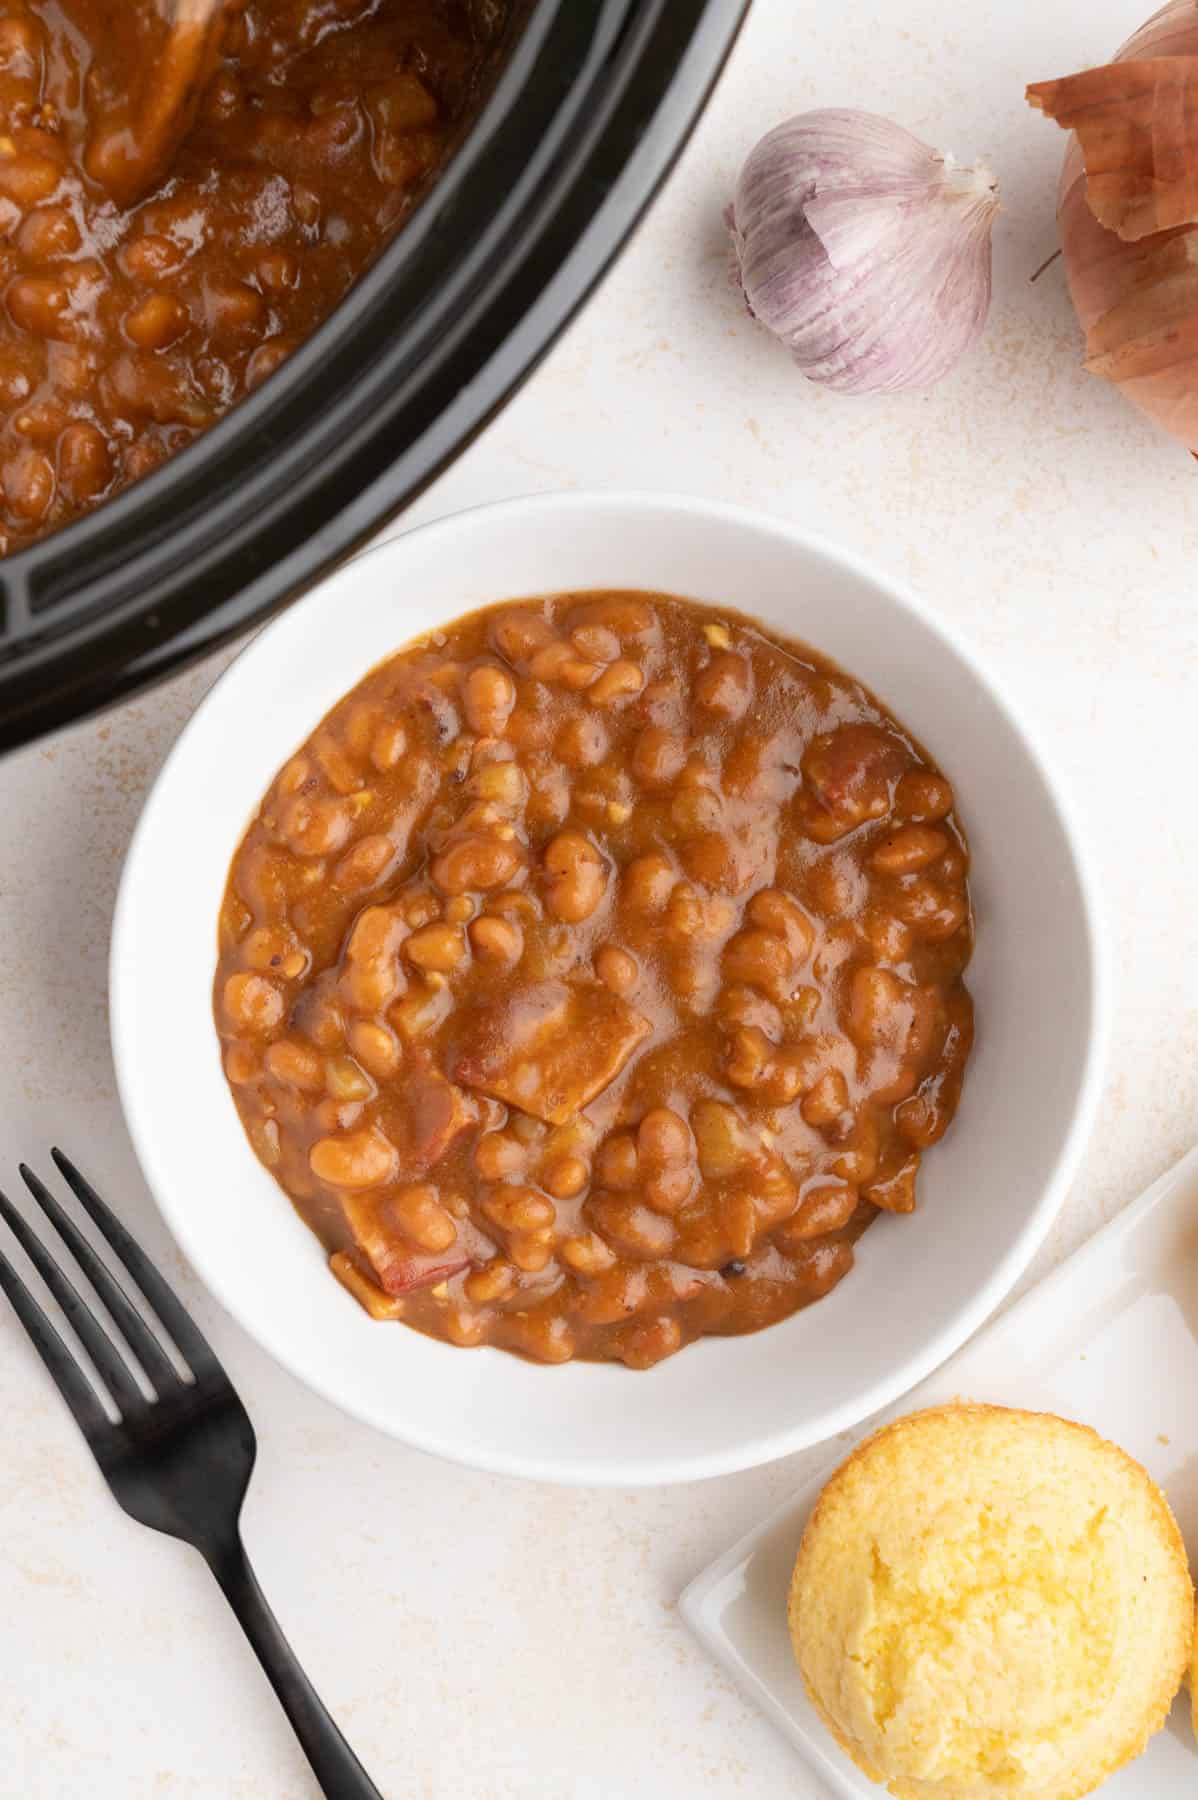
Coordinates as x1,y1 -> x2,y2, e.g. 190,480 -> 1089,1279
0,1150 -> 383,1800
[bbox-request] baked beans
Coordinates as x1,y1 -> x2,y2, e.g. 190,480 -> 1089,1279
215,592 -> 974,1367
0,0 -> 499,554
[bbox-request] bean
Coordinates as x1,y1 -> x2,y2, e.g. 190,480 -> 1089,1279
325,1055 -> 374,1102
509,1312 -> 574,1361
619,1316 -> 683,1370
280,792 -> 352,857
670,787 -> 722,834
830,1111 -> 879,1185
790,1238 -> 855,1299
248,1119 -> 281,1167
256,248 -> 299,293
509,1235 -> 555,1274
862,908 -> 912,962
588,659 -> 643,707
314,735 -> 363,796
445,1306 -> 486,1347
16,206 -> 79,260
124,294 -> 189,350
560,1232 -> 616,1274
405,922 -> 466,972
223,1044 -> 258,1085
343,906 -> 406,1011
431,833 -> 522,895
469,914 -> 523,964
1,446 -> 53,521
464,1259 -> 517,1304
206,280 -> 265,339
57,422 -> 112,504
555,714 -> 608,768
575,595 -> 655,638
725,1025 -> 772,1090
570,623 -> 620,662
871,825 -> 949,875
265,1039 -> 324,1089
895,770 -> 953,823
403,891 -> 440,929
892,880 -> 968,941
693,651 -> 751,719
483,1186 -> 556,1232
223,971 -> 283,1035
722,928 -> 797,1002
0,150 -> 61,209
865,1152 -> 921,1215
474,1130 -> 527,1180
718,985 -> 783,1037
596,1134 -> 639,1189
847,965 -> 915,1049
631,726 -> 686,788
637,1107 -> 692,1166
690,1100 -> 748,1179
490,609 -> 555,662
120,234 -> 186,281
393,1184 -> 458,1252
544,1156 -> 589,1199
543,830 -> 607,922
462,664 -> 516,735
776,1182 -> 858,1244
800,1068 -> 850,1128
310,1131 -> 397,1189
746,889 -> 814,959
586,1194 -> 674,1260
470,761 -> 526,808
370,719 -> 407,771
333,834 -> 393,890
595,945 -> 638,994
642,1165 -> 695,1214
348,1020 -> 401,1079
391,980 -> 452,1041
622,852 -> 675,912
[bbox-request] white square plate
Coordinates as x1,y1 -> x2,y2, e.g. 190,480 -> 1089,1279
680,1146 -> 1198,1797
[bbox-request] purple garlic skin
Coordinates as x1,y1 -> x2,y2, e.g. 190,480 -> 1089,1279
729,107 -> 998,395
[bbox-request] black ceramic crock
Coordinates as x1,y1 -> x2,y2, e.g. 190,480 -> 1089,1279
0,0 -> 750,751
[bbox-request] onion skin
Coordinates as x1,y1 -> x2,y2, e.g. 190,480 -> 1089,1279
1047,2 -> 1198,449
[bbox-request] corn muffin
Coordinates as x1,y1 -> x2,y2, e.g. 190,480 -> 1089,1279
789,1404 -> 1193,1799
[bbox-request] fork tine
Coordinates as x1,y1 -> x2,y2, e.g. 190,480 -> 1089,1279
0,1242 -> 111,1444
19,1165 -> 179,1395
0,1187 -> 148,1415
50,1150 -> 222,1384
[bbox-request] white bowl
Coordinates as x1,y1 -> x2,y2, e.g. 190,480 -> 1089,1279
111,492 -> 1106,1486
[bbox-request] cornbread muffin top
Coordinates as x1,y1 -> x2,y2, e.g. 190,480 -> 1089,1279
789,1404 -> 1193,1800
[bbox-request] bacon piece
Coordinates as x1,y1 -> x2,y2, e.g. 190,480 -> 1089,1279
453,980 -> 651,1125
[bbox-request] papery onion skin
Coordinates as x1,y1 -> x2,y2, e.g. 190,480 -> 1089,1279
1046,2 -> 1198,450
728,107 -> 999,396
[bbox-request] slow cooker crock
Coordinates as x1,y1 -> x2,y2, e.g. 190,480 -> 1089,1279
0,0 -> 749,752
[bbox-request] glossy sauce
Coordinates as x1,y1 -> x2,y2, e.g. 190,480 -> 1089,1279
0,0 -> 498,553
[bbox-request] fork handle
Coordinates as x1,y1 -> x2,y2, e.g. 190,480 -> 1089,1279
206,1536 -> 384,1799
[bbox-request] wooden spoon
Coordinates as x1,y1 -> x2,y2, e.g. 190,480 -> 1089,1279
84,0 -> 239,208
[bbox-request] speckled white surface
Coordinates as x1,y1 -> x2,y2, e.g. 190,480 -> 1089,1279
0,3 -> 1195,1794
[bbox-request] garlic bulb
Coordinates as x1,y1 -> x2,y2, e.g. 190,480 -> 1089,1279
728,108 -> 999,395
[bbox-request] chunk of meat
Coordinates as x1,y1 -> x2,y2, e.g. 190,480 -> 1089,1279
798,725 -> 909,843
340,1194 -> 488,1295
453,981 -> 652,1124
400,1072 -> 476,1172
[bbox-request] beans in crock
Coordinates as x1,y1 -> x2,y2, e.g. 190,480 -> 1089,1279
0,0 -> 497,554
214,591 -> 974,1367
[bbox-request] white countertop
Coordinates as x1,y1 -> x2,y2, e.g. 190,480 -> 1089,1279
2,3 -> 1195,1794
